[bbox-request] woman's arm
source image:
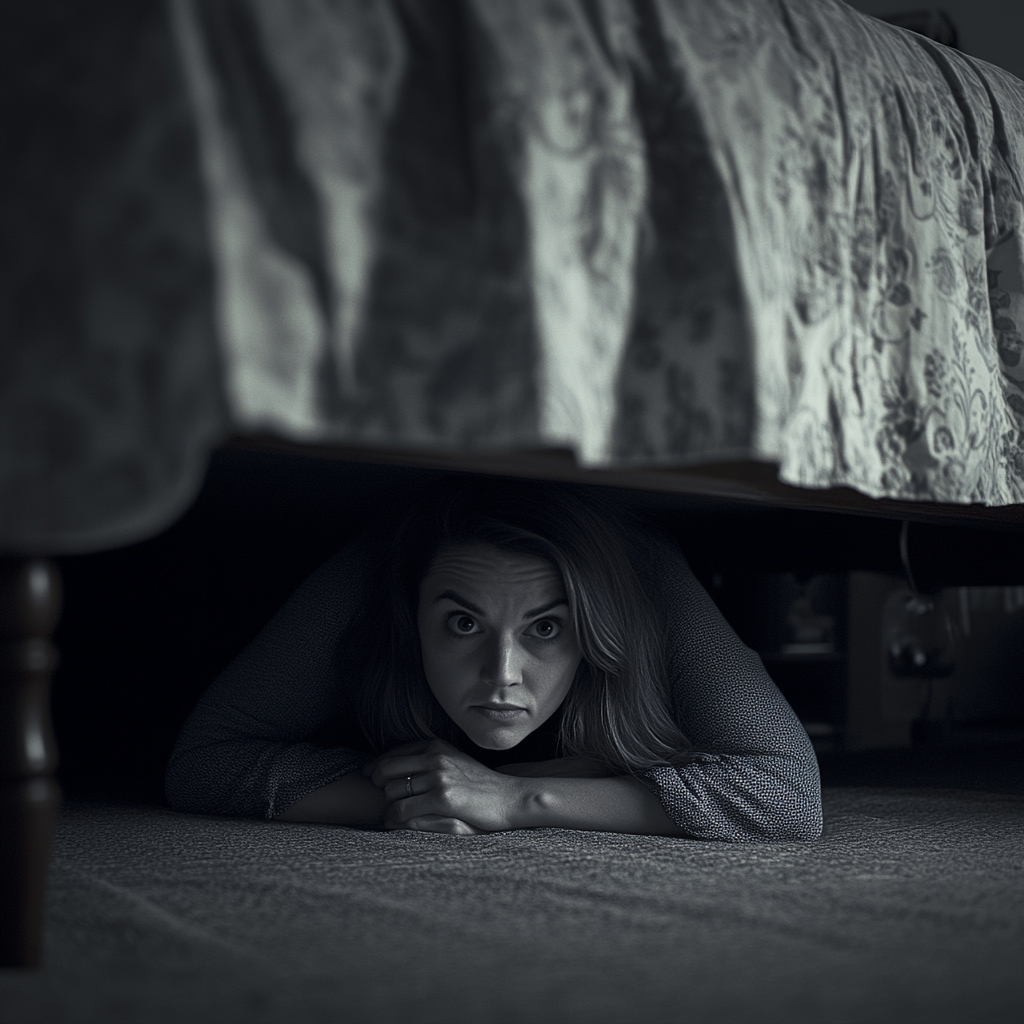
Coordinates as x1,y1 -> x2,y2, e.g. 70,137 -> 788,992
505,775 -> 684,835
276,771 -> 385,826
501,757 -> 687,834
165,540 -> 376,819
636,539 -> 822,842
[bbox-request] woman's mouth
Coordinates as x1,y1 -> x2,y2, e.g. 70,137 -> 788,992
472,703 -> 528,721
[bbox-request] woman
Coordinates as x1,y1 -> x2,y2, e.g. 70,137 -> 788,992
166,481 -> 821,841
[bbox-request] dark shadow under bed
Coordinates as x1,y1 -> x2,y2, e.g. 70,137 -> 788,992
2,786 -> 1021,1024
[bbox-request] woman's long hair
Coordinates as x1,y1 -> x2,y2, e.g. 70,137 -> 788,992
345,479 -> 691,773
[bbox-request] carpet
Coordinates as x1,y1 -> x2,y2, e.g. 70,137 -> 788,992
1,788 -> 1021,1023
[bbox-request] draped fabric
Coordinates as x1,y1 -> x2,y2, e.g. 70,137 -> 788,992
4,0 -> 1024,553
173,0 -> 1024,504
1,2 -> 225,554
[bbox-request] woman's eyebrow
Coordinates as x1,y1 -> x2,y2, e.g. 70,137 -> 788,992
523,598 -> 568,619
432,590 -> 485,615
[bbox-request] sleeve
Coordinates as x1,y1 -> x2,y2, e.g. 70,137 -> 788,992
164,539 -> 376,819
636,540 -> 823,842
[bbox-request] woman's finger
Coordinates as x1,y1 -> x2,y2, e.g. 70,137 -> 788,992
361,741 -> 434,778
369,755 -> 433,787
372,739 -> 467,786
382,773 -> 432,804
382,792 -> 444,827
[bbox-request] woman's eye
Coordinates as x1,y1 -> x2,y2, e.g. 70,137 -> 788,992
448,614 -> 479,635
529,618 -> 561,640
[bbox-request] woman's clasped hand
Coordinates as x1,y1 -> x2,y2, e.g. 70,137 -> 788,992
364,740 -> 514,835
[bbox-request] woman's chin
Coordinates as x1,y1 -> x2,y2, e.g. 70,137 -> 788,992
462,723 -> 529,751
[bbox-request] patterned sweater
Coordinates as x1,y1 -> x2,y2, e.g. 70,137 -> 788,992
166,538 -> 821,841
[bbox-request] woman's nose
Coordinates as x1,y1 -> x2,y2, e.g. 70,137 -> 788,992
484,633 -> 524,686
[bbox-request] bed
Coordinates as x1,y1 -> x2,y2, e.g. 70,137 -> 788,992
2,1 -> 1024,1010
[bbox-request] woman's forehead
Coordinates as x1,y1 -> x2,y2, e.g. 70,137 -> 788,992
422,543 -> 564,598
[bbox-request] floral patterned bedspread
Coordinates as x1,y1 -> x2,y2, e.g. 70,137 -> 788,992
171,0 -> 1024,505
5,1 -> 1024,554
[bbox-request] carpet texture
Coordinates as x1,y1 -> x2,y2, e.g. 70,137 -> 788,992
2,789 -> 1022,1024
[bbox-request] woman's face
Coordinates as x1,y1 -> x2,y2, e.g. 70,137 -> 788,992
417,543 -> 582,750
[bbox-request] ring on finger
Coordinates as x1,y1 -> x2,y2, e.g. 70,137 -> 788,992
405,775 -> 414,798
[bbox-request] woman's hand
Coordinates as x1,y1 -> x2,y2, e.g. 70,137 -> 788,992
363,740 -> 527,834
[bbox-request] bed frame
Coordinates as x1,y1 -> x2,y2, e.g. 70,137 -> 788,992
3,439 -> 1023,967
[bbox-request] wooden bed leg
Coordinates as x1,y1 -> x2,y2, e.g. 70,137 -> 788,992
0,559 -> 62,969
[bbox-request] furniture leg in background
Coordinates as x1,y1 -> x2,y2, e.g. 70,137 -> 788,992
0,560 -> 62,968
